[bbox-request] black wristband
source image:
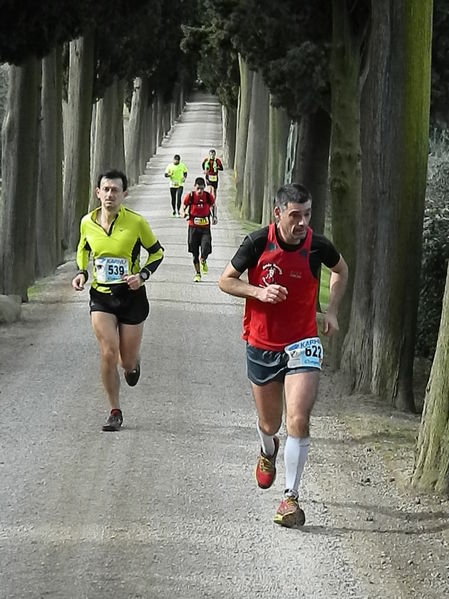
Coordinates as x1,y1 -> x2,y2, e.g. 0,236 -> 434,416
77,270 -> 88,282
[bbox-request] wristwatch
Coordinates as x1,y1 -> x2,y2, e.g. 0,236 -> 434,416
139,269 -> 150,282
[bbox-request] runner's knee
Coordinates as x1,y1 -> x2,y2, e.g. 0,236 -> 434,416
286,413 -> 310,438
258,418 -> 282,436
100,345 -> 119,366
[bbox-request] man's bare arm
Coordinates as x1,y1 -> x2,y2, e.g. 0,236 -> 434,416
322,256 -> 348,336
218,263 -> 288,304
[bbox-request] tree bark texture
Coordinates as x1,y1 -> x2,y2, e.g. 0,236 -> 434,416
222,103 -> 237,170
343,0 -> 432,411
36,47 -> 64,278
90,76 -> 126,208
126,78 -> 145,186
142,94 -> 155,174
146,96 -> 157,164
262,102 -> 290,226
284,121 -> 299,184
412,264 -> 449,493
293,107 -> 331,235
328,0 -> 362,369
234,56 -> 253,210
0,58 -> 41,298
241,71 -> 269,223
62,33 -> 95,251
370,0 -> 432,410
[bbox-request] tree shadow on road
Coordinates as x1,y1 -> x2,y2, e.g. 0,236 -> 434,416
300,498 -> 449,536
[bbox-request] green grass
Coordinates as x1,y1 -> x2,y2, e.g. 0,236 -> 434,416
227,196 -> 260,234
319,266 -> 330,310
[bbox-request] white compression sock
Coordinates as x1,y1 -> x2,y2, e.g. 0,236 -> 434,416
284,435 -> 310,496
257,421 -> 276,457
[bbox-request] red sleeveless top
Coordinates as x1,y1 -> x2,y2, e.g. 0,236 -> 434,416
242,223 -> 318,351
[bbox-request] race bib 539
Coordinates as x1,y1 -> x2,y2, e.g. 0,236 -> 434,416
95,257 -> 128,284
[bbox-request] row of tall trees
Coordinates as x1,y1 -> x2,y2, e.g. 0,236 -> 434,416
0,1 -> 447,492
0,0 -> 197,299
189,0 -> 449,494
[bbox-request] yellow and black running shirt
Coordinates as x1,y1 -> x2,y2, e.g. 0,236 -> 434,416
76,205 -> 164,294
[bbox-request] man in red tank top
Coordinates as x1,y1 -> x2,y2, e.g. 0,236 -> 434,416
180,177 -> 217,282
219,183 -> 348,528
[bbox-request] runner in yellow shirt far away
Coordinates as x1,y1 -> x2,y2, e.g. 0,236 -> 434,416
164,154 -> 188,217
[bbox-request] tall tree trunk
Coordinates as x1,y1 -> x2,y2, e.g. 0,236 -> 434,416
370,0 -> 432,410
62,33 -> 95,251
234,55 -> 253,210
328,0 -> 363,369
241,70 -> 269,223
126,77 -> 146,186
222,103 -> 237,169
141,90 -> 154,173
262,102 -> 290,225
90,76 -> 126,208
284,121 -> 299,184
155,92 -> 165,148
412,263 -> 449,493
342,0 -> 432,411
36,47 -> 64,277
293,107 -> 331,235
0,58 -> 41,299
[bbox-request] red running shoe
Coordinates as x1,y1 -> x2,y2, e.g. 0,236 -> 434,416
255,436 -> 279,489
273,496 -> 306,528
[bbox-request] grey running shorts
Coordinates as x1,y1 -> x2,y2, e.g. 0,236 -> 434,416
246,342 -> 319,385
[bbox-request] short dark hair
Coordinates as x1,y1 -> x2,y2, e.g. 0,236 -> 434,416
209,149 -> 216,154
173,154 -> 181,160
195,176 -> 206,186
274,183 -> 312,210
97,169 -> 128,191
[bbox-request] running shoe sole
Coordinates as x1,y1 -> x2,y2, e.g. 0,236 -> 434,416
274,500 -> 306,528
124,363 -> 140,387
273,508 -> 306,528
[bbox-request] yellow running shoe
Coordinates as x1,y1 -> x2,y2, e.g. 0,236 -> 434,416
201,260 -> 208,274
194,273 -> 201,283
274,495 -> 305,528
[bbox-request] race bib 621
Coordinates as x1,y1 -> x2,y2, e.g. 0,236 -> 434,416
284,337 -> 323,370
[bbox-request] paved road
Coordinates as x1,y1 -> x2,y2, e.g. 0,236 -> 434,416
0,92 -> 371,598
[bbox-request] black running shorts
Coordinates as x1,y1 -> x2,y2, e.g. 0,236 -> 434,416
89,285 -> 149,325
206,178 -> 218,190
188,226 -> 212,256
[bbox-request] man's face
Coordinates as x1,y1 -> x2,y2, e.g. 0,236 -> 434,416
209,151 -> 215,160
96,178 -> 126,211
195,183 -> 205,196
274,200 -> 312,244
173,157 -> 180,165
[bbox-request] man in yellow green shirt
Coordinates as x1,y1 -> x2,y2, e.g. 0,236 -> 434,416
164,154 -> 188,217
72,169 -> 164,432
